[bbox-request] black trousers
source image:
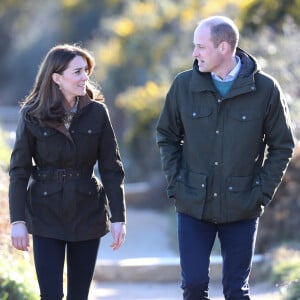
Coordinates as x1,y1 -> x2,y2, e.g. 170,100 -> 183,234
33,235 -> 100,300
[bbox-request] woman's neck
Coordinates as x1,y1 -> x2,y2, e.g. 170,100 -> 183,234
63,97 -> 77,111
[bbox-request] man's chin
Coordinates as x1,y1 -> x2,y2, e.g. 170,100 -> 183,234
198,66 -> 206,72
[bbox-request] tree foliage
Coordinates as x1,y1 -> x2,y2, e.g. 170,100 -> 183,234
241,0 -> 300,32
0,0 -> 299,180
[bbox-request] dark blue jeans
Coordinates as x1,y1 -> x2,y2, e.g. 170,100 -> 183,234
177,213 -> 259,300
32,235 -> 100,300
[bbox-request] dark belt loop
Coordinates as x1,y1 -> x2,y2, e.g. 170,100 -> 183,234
56,169 -> 66,182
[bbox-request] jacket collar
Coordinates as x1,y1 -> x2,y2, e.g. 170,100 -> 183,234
190,47 -> 260,97
42,94 -> 92,142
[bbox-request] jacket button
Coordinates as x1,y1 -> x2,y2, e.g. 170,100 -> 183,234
216,130 -> 220,134
255,180 -> 260,185
88,129 -> 92,134
217,99 -> 222,103
43,132 -> 48,136
242,115 -> 247,120
201,184 -> 205,188
213,193 -> 218,197
214,161 -> 219,166
192,112 -> 197,117
43,191 -> 48,196
228,186 -> 233,191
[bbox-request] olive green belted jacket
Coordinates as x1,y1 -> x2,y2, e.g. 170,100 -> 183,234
9,96 -> 125,241
156,48 -> 294,224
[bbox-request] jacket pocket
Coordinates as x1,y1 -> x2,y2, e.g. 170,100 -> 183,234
227,111 -> 263,141
72,127 -> 102,159
28,181 -> 63,219
28,125 -> 62,163
226,175 -> 263,219
75,179 -> 105,220
174,169 -> 207,218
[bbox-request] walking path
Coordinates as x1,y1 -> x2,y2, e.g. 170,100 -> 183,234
0,106 -> 282,299
91,208 -> 282,300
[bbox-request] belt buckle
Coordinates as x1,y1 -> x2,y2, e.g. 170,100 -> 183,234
56,169 -> 66,182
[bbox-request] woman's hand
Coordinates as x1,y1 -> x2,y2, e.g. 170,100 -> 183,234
110,222 -> 126,250
11,222 -> 29,251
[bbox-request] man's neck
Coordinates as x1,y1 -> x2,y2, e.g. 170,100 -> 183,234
214,56 -> 237,80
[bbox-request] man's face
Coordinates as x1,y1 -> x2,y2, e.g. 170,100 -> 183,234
192,24 -> 223,74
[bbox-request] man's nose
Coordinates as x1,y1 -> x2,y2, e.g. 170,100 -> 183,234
192,47 -> 199,58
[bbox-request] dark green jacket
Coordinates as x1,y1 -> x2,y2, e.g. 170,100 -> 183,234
156,48 -> 294,223
9,96 -> 125,241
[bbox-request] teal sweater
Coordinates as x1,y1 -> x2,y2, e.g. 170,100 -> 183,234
212,78 -> 234,96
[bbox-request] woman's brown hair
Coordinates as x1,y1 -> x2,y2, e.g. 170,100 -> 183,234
22,44 -> 103,123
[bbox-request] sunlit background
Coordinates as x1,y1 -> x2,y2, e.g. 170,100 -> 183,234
1,0 -> 300,299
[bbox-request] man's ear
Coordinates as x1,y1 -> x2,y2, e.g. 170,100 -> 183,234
219,41 -> 232,55
218,41 -> 226,52
52,73 -> 60,85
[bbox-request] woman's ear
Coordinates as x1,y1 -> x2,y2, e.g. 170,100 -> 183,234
52,73 -> 60,85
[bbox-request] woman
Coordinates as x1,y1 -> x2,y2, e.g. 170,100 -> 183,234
9,44 -> 126,299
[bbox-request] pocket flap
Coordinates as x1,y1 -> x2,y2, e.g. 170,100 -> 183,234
227,176 -> 253,192
77,182 -> 98,196
191,108 -> 212,119
32,181 -> 62,197
228,111 -> 262,122
75,127 -> 102,135
178,169 -> 207,189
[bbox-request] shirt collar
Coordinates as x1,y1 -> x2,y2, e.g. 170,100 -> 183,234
211,56 -> 241,82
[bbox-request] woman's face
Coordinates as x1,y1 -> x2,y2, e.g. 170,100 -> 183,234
53,55 -> 89,103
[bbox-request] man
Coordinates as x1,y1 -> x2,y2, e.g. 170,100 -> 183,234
156,16 -> 294,300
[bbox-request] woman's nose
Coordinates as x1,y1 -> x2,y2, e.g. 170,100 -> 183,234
82,72 -> 89,80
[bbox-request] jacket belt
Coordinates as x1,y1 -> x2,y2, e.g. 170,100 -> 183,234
32,166 -> 93,182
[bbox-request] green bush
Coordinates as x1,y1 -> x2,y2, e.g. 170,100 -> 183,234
271,245 -> 300,300
0,246 -> 39,300
0,166 -> 39,300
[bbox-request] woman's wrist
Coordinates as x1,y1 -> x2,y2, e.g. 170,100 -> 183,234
11,221 -> 26,225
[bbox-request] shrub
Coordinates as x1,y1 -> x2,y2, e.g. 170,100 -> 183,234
0,247 -> 39,300
0,167 -> 39,300
271,244 -> 300,300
